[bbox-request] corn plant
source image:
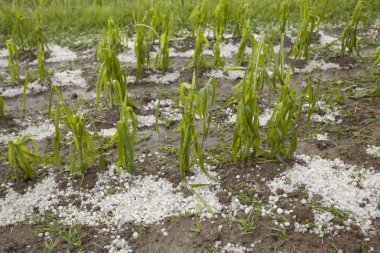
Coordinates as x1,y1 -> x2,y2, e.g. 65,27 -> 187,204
288,0 -> 329,60
232,38 -> 269,162
48,85 -> 95,176
7,135 -> 42,179
266,69 -> 300,158
0,96 -> 4,118
236,20 -> 254,66
37,49 -> 49,80
6,39 -> 20,84
178,73 -> 208,180
64,111 -> 96,177
111,97 -> 138,173
96,47 -> 136,109
196,79 -> 216,149
213,34 -> 225,67
189,0 -> 208,35
232,1 -> 250,37
374,46 -> 380,65
97,18 -> 124,59
192,28 -> 210,69
341,0 -> 369,56
155,15 -> 171,71
133,22 -> 158,80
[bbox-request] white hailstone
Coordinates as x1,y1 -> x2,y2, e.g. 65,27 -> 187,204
284,222 -> 291,227
236,175 -> 240,179
132,232 -> 139,239
218,225 -> 223,232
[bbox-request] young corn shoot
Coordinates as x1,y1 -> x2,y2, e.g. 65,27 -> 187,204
97,17 -> 124,59
277,1 -> 289,35
178,72 -> 208,180
7,134 -> 42,180
341,0 -> 369,56
6,39 -> 20,84
37,49 -> 49,80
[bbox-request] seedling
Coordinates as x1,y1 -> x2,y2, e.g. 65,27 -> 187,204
231,218 -> 256,235
192,28 -> 210,69
44,237 -> 59,253
269,228 -> 288,249
37,49 -> 49,80
277,1 -> 289,35
213,0 -> 229,39
189,221 -> 202,236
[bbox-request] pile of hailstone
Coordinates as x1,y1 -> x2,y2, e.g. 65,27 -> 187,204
0,165 -> 223,229
268,154 -> 380,235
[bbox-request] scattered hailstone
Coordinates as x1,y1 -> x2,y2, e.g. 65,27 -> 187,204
366,145 -> 380,157
137,115 -> 160,128
142,71 -> 180,85
224,107 -> 273,127
311,101 -> 341,124
206,69 -> 245,80
314,133 -> 329,141
0,120 -> 55,143
52,70 -> 87,88
293,60 -> 342,74
319,31 -> 339,48
104,238 -> 133,253
142,99 -> 182,123
268,154 -> 380,234
98,128 -> 117,138
0,80 -> 49,98
46,45 -> 77,62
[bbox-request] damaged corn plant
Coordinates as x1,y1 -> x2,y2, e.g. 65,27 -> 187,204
178,72 -> 215,180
